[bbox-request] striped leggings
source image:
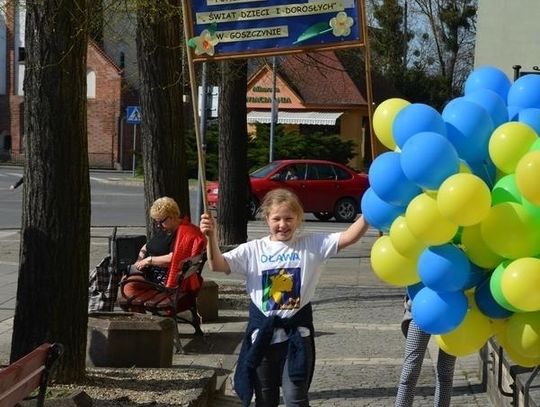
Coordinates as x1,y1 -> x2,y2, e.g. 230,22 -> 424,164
395,320 -> 456,407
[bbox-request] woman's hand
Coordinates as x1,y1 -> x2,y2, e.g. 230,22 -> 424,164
200,213 -> 215,235
134,256 -> 153,270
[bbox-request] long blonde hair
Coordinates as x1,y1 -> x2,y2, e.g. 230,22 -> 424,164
259,189 -> 304,222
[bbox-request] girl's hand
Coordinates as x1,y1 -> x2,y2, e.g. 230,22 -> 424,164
200,213 -> 215,235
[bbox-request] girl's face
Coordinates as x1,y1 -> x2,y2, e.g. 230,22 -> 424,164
266,203 -> 300,242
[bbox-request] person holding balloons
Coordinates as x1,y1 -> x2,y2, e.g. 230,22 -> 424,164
395,295 -> 457,407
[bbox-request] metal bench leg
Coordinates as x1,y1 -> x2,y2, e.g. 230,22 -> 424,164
171,315 -> 184,354
190,306 -> 204,336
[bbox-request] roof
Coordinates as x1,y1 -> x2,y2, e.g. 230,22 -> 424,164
278,51 -> 367,106
248,51 -> 367,107
88,40 -> 122,74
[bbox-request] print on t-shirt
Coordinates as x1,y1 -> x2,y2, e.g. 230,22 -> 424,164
261,267 -> 301,311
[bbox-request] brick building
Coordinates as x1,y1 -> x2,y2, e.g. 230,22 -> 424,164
0,3 -> 124,169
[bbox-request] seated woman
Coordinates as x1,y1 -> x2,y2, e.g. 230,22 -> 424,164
121,196 -> 206,312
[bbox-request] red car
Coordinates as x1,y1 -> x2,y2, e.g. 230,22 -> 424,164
206,159 -> 369,222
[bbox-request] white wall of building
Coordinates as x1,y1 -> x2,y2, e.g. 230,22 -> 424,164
475,0 -> 540,80
14,1 -> 26,96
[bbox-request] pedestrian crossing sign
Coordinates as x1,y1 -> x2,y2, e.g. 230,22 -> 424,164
126,106 -> 142,124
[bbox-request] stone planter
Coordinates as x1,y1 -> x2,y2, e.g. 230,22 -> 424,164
87,312 -> 174,368
197,280 -> 219,322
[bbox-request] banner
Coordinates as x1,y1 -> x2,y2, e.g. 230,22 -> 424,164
184,0 -> 365,61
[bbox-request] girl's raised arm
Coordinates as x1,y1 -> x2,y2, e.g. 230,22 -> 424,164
338,215 -> 369,251
200,213 -> 231,274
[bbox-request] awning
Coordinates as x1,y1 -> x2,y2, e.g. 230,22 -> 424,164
247,111 -> 343,125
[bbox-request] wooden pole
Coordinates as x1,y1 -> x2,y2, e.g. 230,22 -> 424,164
360,0 -> 379,162
181,2 -> 213,259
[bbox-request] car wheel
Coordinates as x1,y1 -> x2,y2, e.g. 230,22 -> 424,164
248,196 -> 259,220
313,212 -> 334,221
334,198 -> 358,222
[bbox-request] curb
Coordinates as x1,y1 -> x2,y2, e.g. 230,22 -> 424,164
190,372 -> 218,407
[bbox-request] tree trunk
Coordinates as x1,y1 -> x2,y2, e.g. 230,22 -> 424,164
136,0 -> 187,236
11,0 -> 90,383
217,60 -> 249,245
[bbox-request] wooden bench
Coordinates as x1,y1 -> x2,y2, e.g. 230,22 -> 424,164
0,342 -> 64,407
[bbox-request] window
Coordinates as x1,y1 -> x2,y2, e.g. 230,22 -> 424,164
86,70 -> 96,98
307,164 -> 335,180
317,164 -> 336,180
281,164 -> 306,180
334,166 -> 352,180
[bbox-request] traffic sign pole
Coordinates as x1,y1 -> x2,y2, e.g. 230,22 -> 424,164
132,125 -> 137,177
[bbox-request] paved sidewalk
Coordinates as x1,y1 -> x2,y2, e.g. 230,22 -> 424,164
0,222 -> 493,406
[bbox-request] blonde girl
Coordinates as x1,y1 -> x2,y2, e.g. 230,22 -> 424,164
200,188 -> 369,407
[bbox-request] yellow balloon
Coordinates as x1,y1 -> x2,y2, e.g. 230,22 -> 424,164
480,202 -> 540,259
488,122 -> 538,174
437,173 -> 491,226
506,311 -> 540,359
490,318 -> 509,338
501,257 -> 540,312
405,193 -> 459,245
493,325 -> 539,367
461,224 -> 504,268
389,216 -> 426,257
504,340 -> 540,368
435,307 -> 493,356
372,98 -> 410,151
370,235 -> 420,287
515,150 -> 540,206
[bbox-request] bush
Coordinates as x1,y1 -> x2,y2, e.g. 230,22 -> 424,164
186,121 -> 357,179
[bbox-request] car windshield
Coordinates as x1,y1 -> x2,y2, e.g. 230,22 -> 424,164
250,161 -> 282,178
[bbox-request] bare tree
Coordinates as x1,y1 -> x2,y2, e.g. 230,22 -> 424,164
136,0 -> 188,235
217,59 -> 249,245
11,0 -> 90,382
409,0 -> 477,92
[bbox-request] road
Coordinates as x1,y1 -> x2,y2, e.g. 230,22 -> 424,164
0,168 -> 200,229
0,167 -> 325,229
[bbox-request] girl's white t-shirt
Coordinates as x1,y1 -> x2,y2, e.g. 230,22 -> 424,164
223,232 -> 341,343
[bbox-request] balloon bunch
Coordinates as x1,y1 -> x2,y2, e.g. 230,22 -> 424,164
363,66 -> 540,367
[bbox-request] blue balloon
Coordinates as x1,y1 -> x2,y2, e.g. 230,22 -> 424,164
411,288 -> 468,334
508,105 -> 523,121
518,108 -> 540,135
368,152 -> 421,207
464,66 -> 511,101
442,97 -> 494,163
406,281 -> 425,300
464,263 -> 488,290
418,244 -> 471,292
508,74 -> 540,109
467,158 -> 497,189
392,103 -> 447,148
474,277 -> 513,319
360,188 -> 405,232
464,89 -> 509,128
400,132 -> 459,190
